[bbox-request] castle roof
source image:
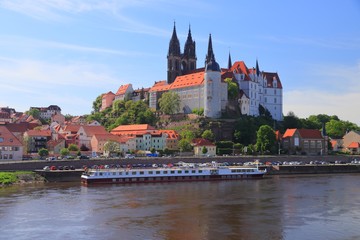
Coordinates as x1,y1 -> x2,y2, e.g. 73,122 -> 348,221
116,84 -> 132,95
170,72 -> 204,90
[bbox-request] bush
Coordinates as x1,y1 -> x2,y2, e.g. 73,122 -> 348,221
0,172 -> 17,185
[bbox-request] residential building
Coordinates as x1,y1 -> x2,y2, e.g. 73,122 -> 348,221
77,125 -> 108,150
100,91 -> 115,111
91,133 -> 136,156
282,129 -> 327,155
30,105 -> 61,120
342,130 -> 360,154
23,129 -> 52,153
115,84 -> 133,101
0,125 -> 23,160
192,138 -> 216,156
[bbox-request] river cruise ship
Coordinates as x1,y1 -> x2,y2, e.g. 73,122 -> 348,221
81,162 -> 266,185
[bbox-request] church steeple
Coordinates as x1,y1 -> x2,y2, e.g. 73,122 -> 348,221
168,22 -> 180,56
167,22 -> 182,84
228,52 -> 232,69
205,34 -> 214,66
256,59 -> 260,76
183,24 -> 197,72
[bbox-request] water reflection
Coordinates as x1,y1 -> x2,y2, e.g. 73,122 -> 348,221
0,175 -> 360,240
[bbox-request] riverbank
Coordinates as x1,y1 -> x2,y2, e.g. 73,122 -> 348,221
0,171 -> 45,187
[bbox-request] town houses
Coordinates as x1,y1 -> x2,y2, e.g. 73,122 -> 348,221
0,24 -> 359,160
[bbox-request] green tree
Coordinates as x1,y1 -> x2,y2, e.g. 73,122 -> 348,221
68,144 -> 79,152
38,148 -> 49,159
325,119 -> 354,138
201,129 -> 214,141
60,148 -> 70,157
92,94 -> 103,113
103,141 -> 120,156
202,146 -> 208,154
27,108 -> 40,119
158,91 -> 180,114
224,78 -> 239,100
150,147 -> 156,154
178,139 -> 192,152
256,125 -> 276,154
282,111 -> 302,130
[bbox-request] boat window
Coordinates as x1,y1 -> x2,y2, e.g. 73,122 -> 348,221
112,172 -> 116,175
177,170 -> 182,174
132,171 -> 136,175
140,171 -> 144,175
231,170 -> 236,173
149,171 -> 153,174
170,171 -> 175,174
199,170 -> 202,173
119,172 -> 122,175
156,171 -> 160,174
99,172 -> 103,176
163,171 -> 168,174
192,170 -> 196,173
126,172 -> 129,175
185,170 -> 189,173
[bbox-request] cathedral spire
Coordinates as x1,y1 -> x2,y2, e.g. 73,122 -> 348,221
184,24 -> 195,58
205,34 -> 214,66
256,59 -> 260,76
228,51 -> 232,69
168,22 -> 180,56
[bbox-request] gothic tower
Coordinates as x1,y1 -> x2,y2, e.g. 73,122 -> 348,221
204,34 -> 214,66
167,23 -> 181,84
204,34 -> 222,118
182,25 -> 197,74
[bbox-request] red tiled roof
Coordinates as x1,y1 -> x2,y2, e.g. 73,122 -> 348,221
158,130 -> 179,139
192,138 -> 215,146
170,72 -> 204,90
282,129 -> 297,138
263,72 -> 283,89
283,129 -> 323,139
0,126 -> 22,146
63,124 -> 81,133
149,80 -> 170,92
116,84 -> 131,95
26,129 -> 51,137
111,124 -> 155,133
348,142 -> 360,148
81,126 -> 108,136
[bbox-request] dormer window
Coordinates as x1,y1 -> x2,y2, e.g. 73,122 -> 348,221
0,137 -> 3,143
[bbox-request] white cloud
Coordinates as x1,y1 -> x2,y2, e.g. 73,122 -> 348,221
284,60 -> 360,125
284,89 -> 360,125
0,57 -> 123,115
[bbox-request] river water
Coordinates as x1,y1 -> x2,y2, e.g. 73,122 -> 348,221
0,174 -> 360,240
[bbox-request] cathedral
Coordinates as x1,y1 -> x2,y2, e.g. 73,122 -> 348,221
149,23 -> 283,121
102,23 -> 283,121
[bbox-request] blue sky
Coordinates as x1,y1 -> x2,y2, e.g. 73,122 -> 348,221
0,0 -> 359,124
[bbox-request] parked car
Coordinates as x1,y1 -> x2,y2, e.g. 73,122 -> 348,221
79,155 -> 90,160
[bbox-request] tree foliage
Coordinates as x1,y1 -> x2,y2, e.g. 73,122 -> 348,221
103,141 -> 120,156
87,98 -> 157,131
158,91 -> 180,115
60,148 -> 70,157
27,108 -> 41,119
224,78 -> 239,100
256,125 -> 276,154
92,94 -> 103,113
38,148 -> 49,158
201,129 -> 214,141
68,144 -> 79,152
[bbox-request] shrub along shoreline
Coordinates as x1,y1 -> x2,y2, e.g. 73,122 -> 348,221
0,171 -> 45,186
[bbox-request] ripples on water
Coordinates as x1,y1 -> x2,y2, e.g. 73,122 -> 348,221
0,174 -> 360,240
